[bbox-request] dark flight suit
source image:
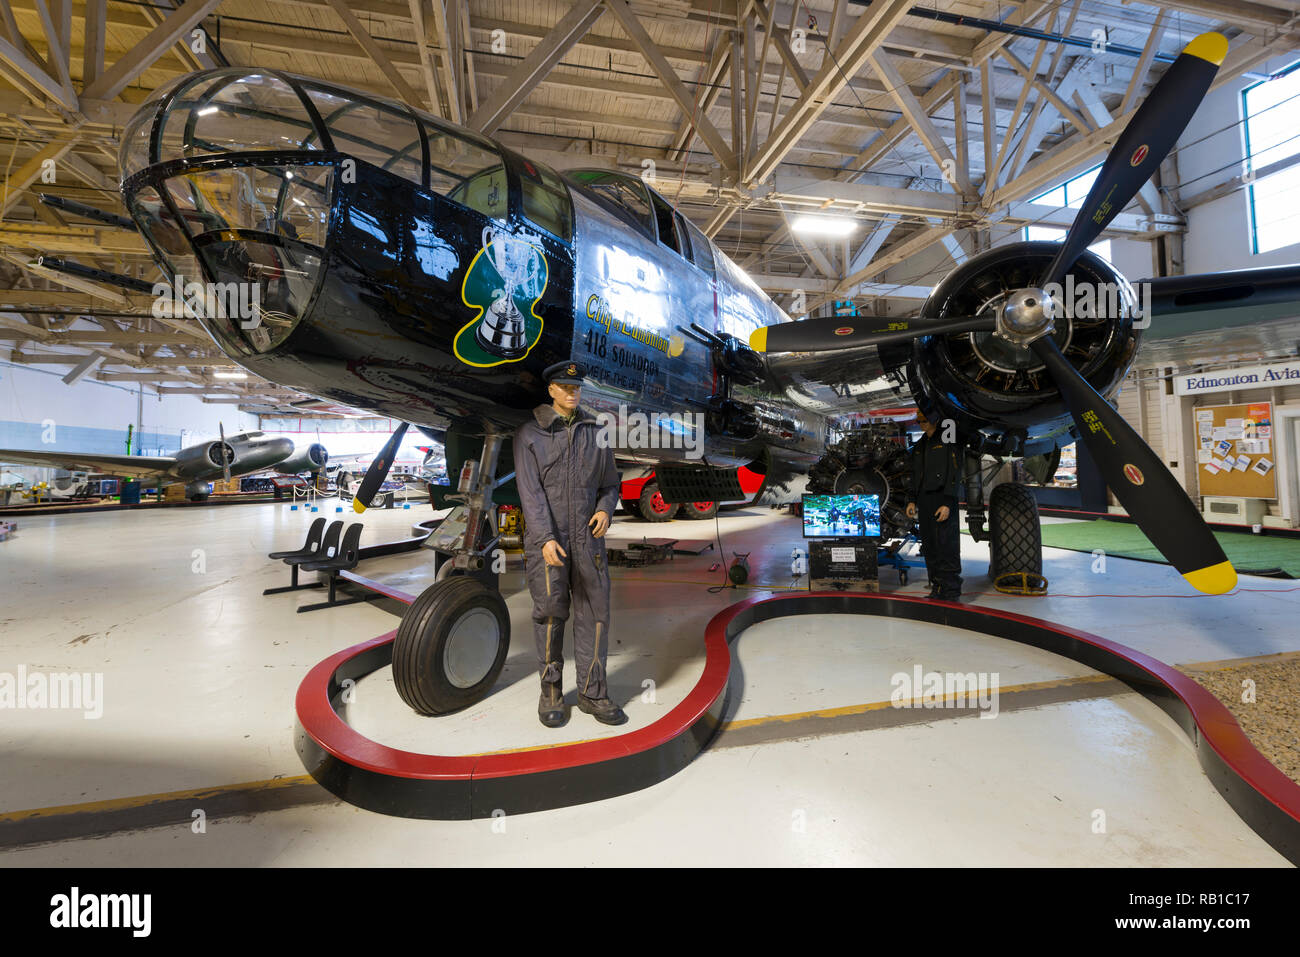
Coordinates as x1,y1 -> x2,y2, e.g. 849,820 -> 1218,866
909,431 -> 963,598
514,404 -> 621,699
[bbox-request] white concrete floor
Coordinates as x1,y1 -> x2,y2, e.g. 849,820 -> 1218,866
0,501 -> 1295,866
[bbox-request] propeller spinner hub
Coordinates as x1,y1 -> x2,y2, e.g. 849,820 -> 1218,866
997,287 -> 1057,347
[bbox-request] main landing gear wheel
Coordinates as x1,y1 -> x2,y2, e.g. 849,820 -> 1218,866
988,482 -> 1043,585
392,576 -> 511,715
639,482 -> 679,522
680,500 -> 718,520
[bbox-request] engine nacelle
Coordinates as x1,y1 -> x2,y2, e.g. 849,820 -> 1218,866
276,443 -> 328,474
173,440 -> 235,479
903,241 -> 1142,458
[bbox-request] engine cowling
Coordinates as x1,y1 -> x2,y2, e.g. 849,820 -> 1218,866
903,241 -> 1141,458
275,443 -> 329,474
173,440 -> 235,479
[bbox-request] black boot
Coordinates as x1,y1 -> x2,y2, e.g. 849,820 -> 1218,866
577,694 -> 628,726
538,681 -> 566,728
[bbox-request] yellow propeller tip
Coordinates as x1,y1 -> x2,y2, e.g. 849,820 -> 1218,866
1183,32 -> 1228,67
352,498 -> 367,514
1182,560 -> 1236,595
749,326 -> 768,352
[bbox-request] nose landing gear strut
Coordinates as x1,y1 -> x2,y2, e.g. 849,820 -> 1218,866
392,428 -> 514,715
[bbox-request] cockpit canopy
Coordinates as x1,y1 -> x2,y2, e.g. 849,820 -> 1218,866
121,69 -> 498,189
119,69 -> 578,357
120,68 -> 575,240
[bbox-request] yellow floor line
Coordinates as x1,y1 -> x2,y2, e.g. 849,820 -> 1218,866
720,673 -> 1116,730
0,675 -> 1123,821
468,673 -> 1118,754
0,774 -> 315,823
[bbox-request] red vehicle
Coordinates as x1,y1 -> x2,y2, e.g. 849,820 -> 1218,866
619,465 -> 766,522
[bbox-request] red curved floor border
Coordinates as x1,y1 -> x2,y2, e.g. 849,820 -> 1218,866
740,594 -> 1300,823
296,572 -> 731,781
295,581 -> 1300,857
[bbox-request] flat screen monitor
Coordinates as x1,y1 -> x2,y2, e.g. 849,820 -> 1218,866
802,493 -> 881,539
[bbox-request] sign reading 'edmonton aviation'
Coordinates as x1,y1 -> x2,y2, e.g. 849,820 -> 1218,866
1174,359 -> 1300,396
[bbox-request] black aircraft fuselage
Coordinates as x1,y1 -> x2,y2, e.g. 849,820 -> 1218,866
118,69 -> 1154,476
119,70 -> 857,478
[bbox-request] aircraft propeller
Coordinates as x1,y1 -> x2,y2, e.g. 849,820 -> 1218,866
353,422 -> 408,513
219,422 -> 231,482
750,32 -> 1236,595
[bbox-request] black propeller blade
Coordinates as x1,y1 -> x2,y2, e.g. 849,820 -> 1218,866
1030,337 -> 1234,594
1041,32 -> 1227,290
1024,32 -> 1236,593
219,422 -> 231,482
750,33 -> 1236,593
750,314 -> 993,353
353,422 -> 408,513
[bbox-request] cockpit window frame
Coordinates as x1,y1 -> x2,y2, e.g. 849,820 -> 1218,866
500,149 -> 573,244
135,68 -> 518,200
150,71 -> 338,242
562,168 -> 657,241
297,92 -> 428,188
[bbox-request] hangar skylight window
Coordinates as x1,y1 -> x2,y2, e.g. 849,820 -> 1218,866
1023,165 -> 1110,261
1243,66 -> 1300,255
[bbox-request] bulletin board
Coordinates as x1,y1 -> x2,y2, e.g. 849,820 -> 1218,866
1194,401 -> 1277,498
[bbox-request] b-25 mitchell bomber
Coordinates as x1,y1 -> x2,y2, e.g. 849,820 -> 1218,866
31,31 -> 1296,713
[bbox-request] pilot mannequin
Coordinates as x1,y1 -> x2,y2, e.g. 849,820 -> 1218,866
514,361 -> 628,728
905,409 -> 963,601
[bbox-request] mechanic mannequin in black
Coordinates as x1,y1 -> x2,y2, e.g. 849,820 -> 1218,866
905,409 -> 963,600
514,361 -> 627,728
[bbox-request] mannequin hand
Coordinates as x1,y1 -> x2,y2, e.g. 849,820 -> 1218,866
542,540 -> 567,566
934,505 -> 950,522
588,510 -> 610,538
905,502 -> 918,520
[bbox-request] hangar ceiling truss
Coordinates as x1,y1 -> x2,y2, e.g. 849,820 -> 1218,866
0,0 -> 1294,411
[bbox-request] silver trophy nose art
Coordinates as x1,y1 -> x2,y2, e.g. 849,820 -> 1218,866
476,226 -> 534,359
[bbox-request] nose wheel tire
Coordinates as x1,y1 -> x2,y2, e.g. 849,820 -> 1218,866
638,482 -> 679,522
392,576 -> 511,715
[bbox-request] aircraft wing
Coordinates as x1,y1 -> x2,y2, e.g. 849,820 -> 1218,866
0,448 -> 178,479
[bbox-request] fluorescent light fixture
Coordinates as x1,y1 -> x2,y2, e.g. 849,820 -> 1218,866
197,106 -> 219,116
791,214 -> 858,236
284,170 -> 294,179
213,371 -> 248,379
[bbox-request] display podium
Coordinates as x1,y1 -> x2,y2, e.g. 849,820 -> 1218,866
808,540 -> 879,591
802,492 -> 881,591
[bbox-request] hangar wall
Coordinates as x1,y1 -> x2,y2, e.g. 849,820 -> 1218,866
1180,57 -> 1300,273
1154,56 -> 1300,525
0,359 -> 256,457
